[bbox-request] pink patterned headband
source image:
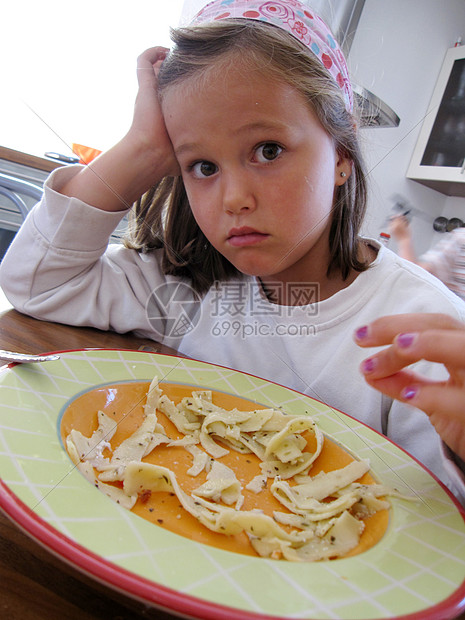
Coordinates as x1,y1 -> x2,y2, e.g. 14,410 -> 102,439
191,0 -> 354,113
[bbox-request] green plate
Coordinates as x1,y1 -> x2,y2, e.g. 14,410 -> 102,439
0,349 -> 464,620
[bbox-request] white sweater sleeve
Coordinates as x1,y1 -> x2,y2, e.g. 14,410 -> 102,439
0,165 -> 166,336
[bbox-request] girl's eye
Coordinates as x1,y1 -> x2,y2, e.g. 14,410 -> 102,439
191,161 -> 218,178
255,143 -> 283,163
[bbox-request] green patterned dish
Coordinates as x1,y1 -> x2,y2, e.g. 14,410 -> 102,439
0,349 -> 464,620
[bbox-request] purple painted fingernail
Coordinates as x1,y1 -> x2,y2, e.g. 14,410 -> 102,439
397,332 -> 417,348
402,386 -> 418,400
361,357 -> 376,374
355,326 -> 369,340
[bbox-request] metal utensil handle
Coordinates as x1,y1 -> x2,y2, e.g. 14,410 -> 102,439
0,350 -> 60,363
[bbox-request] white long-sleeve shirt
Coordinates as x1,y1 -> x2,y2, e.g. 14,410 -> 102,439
1,164 -> 465,503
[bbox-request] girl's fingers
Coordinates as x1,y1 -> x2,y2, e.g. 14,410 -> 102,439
136,47 -> 169,87
355,313 -> 465,460
363,368 -> 437,400
354,313 -> 461,348
366,377 -> 465,458
360,328 -> 465,380
137,46 -> 170,65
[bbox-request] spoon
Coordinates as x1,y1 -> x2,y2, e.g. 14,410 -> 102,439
0,350 -> 60,364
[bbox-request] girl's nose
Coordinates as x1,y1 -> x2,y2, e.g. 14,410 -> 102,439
222,171 -> 256,215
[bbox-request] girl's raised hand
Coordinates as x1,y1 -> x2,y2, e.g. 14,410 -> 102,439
59,47 -> 179,211
354,313 -> 465,460
127,47 -> 179,178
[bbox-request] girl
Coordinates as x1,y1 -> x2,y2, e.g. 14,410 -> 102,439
1,0 -> 464,503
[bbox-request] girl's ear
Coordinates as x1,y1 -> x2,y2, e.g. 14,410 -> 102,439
335,155 -> 352,186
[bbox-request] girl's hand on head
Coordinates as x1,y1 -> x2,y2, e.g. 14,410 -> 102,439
58,47 -> 179,210
354,313 -> 465,460
126,47 -> 179,178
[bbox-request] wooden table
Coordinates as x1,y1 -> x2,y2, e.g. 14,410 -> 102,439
0,298 -> 185,620
1,295 -> 464,620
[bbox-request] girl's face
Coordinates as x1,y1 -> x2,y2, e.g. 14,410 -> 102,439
162,60 -> 351,287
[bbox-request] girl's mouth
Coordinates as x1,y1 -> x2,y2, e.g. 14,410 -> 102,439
227,227 -> 269,247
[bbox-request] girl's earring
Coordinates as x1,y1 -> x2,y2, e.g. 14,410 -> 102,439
340,172 -> 347,178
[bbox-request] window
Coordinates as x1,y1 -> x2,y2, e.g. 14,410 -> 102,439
0,0 -> 184,159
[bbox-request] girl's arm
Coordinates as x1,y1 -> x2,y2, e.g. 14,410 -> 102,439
354,313 -> 465,461
0,48 -> 180,329
388,215 -> 430,267
60,47 -> 179,212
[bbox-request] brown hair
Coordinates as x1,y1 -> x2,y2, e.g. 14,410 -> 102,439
124,20 -> 369,294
